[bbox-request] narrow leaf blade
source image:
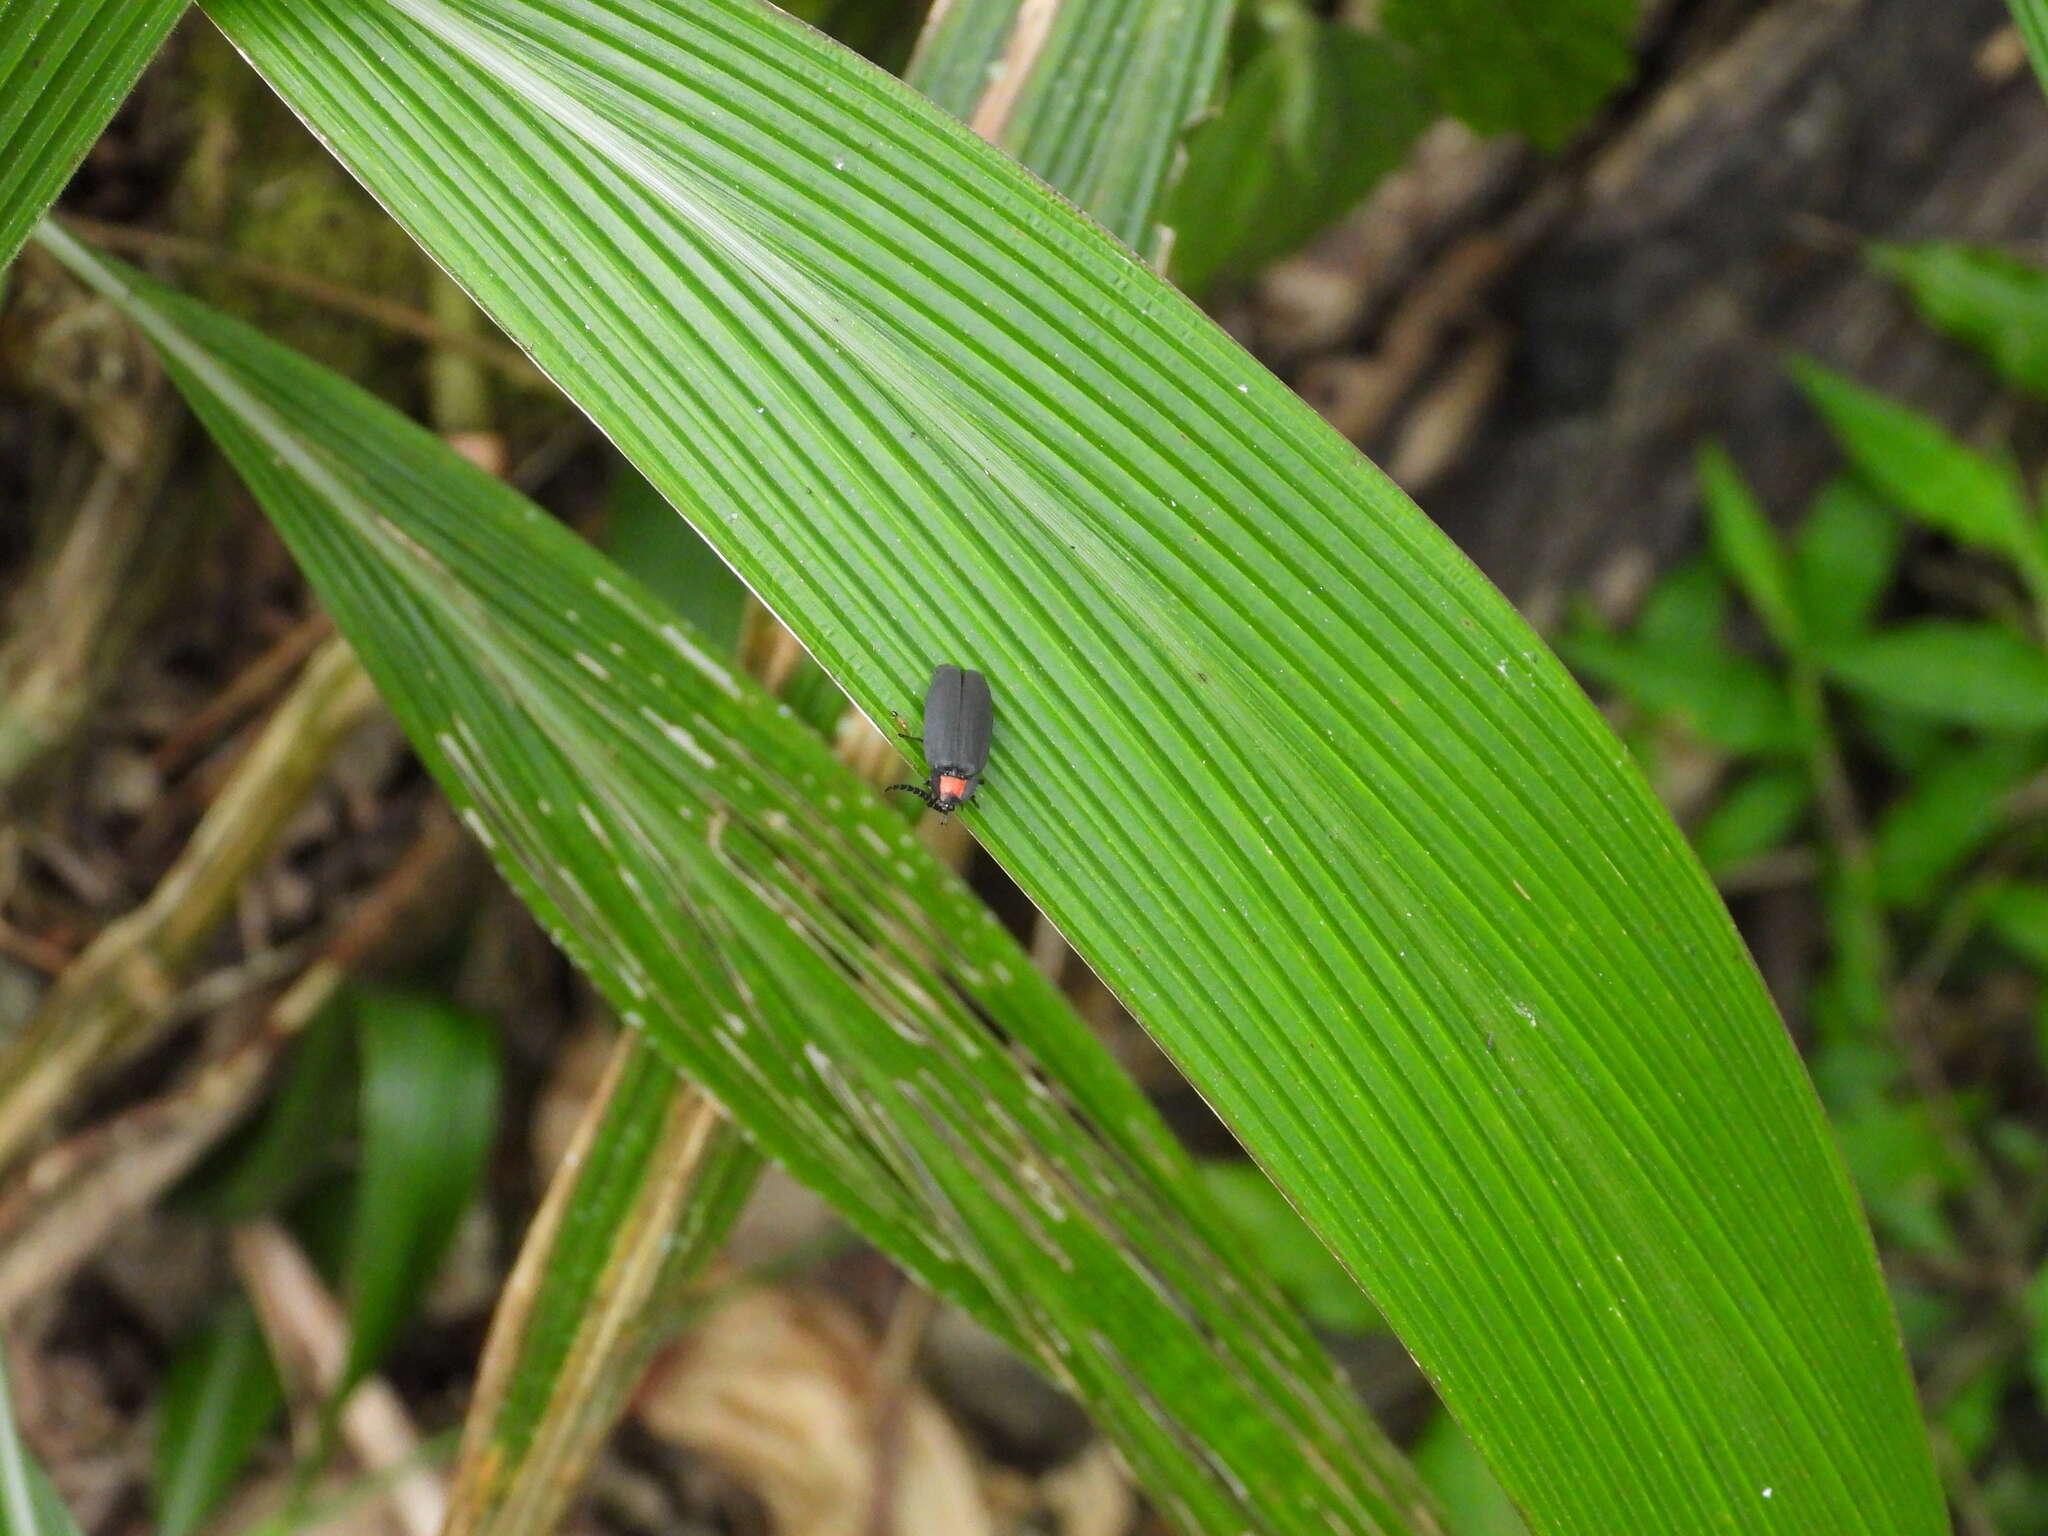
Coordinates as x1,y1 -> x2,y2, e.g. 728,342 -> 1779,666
1698,443 -> 1802,652
0,0 -> 186,268
1819,623 -> 2048,733
154,1303 -> 284,1536
447,1034 -> 759,1536
1871,242 -> 2048,401
1791,358 -> 2034,560
344,988 -> 502,1388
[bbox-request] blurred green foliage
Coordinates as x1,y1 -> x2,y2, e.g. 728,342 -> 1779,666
1562,238 -> 2048,1521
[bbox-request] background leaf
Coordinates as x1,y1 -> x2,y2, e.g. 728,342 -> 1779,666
1871,242 -> 2048,401
1984,881 -> 2048,971
1819,623 -> 2048,733
1381,0 -> 1633,148
153,1302 -> 284,1536
1791,479 -> 1899,646
1699,443 -> 1802,652
184,1002 -> 353,1221
909,0 -> 1231,254
187,3 -> 1943,1524
1873,738 -> 2046,908
1693,766 -> 1810,877
0,0 -> 186,269
601,464 -> 747,656
901,0 -> 1020,120
1561,627 -> 1801,754
2005,0 -> 2048,114
343,987 -> 502,1389
1196,1161 -> 1383,1336
1791,358 -> 2039,567
1411,1411 -> 1529,1536
1166,22 -> 1432,297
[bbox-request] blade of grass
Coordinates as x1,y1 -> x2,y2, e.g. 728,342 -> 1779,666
41,224 -> 1442,1536
445,1035 -> 757,1536
343,988 -> 501,1389
154,1302 -> 284,1536
186,3 -> 1942,1527
0,0 -> 186,269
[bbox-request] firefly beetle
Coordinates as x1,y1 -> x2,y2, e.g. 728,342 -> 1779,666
888,664 -> 993,815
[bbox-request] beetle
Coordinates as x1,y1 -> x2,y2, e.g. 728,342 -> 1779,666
887,664 -> 993,815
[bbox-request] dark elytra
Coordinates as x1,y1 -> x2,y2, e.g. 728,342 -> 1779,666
887,664 -> 993,815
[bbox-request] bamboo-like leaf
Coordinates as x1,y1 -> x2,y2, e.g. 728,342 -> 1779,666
189,3 -> 1941,1526
903,0 -> 1021,120
446,1036 -> 757,1536
41,225 -> 1439,1536
0,0 -> 186,270
906,0 -> 1228,255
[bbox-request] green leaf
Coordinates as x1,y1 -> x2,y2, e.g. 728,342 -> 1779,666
1819,622 -> 2048,732
45,230 -> 1433,1535
1983,881 -> 2048,971
602,463 -> 747,655
343,988 -> 501,1389
1856,702 -> 1948,776
991,0 -> 1233,254
183,1001 -> 353,1220
901,0 -> 1019,120
0,0 -> 186,270
1815,869 -> 1889,1043
1693,765 -> 1809,877
1829,1097 -> 1963,1260
1698,443 -> 1801,652
2027,1262 -> 2048,1421
1562,628 -> 1801,754
1938,1362 -> 2006,1467
1790,358 -> 2038,565
2003,0 -> 2048,137
1196,1161 -> 1382,1335
0,1336 -> 83,1536
446,1034 -> 759,1536
1792,478 -> 1899,646
1634,558 -> 1729,656
141,1 -> 1945,1521
903,0 -> 1232,256
1382,0 -> 1634,149
1874,738 -> 2045,908
1888,1279 -> 1956,1356
1166,24 -> 1432,296
1411,1410 -> 1530,1536
1870,242 -> 2048,401
154,1303 -> 284,1536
